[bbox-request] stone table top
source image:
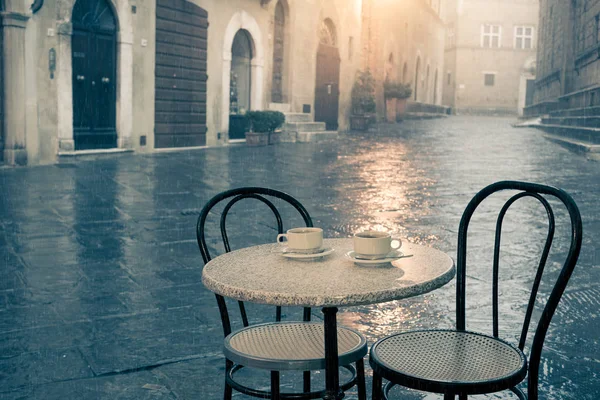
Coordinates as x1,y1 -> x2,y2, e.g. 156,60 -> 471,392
202,238 -> 455,308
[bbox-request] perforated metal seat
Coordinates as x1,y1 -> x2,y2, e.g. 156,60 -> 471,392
370,330 -> 526,395
225,322 -> 368,371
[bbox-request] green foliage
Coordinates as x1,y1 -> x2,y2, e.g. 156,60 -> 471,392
351,70 -> 376,115
246,110 -> 286,133
384,80 -> 413,99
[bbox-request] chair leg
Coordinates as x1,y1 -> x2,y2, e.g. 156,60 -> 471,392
223,383 -> 232,400
303,371 -> 311,393
372,371 -> 383,400
271,371 -> 280,400
224,361 -> 233,400
356,359 -> 366,400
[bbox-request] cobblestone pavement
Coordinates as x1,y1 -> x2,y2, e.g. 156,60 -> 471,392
0,116 -> 599,399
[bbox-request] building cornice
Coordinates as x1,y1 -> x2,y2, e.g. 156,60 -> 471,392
535,69 -> 561,88
575,43 -> 600,72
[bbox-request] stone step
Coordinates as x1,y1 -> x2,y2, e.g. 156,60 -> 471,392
542,116 -> 600,128
402,112 -> 449,120
268,102 -> 291,113
297,131 -> 338,143
550,106 -> 600,118
543,133 -> 600,161
535,123 -> 600,144
284,122 -> 326,132
284,113 -> 312,123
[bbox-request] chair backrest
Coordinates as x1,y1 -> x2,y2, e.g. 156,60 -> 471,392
456,181 -> 582,399
196,187 -> 313,337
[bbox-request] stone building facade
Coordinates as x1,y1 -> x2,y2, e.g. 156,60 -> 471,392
196,0 -> 363,145
0,0 -> 155,165
529,0 -> 600,113
362,0 -> 446,116
442,0 -> 538,115
0,0 -> 367,165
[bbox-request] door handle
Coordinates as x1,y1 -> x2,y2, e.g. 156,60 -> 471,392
76,75 -> 85,81
102,77 -> 110,83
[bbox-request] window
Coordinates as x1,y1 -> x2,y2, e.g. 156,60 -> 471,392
447,71 -> 451,85
515,26 -> 534,49
484,73 -> 495,86
481,24 -> 501,48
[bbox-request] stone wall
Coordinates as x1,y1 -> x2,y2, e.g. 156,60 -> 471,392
571,0 -> 600,100
1,0 -> 155,165
362,0 -> 446,119
533,0 -> 570,105
444,0 -> 538,115
533,0 -> 600,111
195,0 -> 363,143
2,0 -> 364,164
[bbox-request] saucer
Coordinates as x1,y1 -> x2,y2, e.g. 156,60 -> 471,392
281,247 -> 335,259
345,250 -> 405,265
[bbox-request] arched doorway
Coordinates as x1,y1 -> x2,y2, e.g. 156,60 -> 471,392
414,57 -> 420,101
314,18 -> 340,131
433,69 -> 438,104
271,1 -> 285,103
0,1 -> 4,162
385,53 -> 394,82
425,65 -> 430,103
229,29 -> 254,140
71,0 -> 118,150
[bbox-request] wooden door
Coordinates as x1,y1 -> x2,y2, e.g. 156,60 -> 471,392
72,0 -> 117,150
154,0 -> 208,148
0,18 -> 4,162
526,79 -> 535,106
314,43 -> 340,131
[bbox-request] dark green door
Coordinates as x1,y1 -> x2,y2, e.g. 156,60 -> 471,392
72,0 -> 117,150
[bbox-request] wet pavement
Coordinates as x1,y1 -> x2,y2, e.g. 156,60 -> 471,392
0,116 -> 599,399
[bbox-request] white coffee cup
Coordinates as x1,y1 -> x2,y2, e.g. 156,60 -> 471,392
353,231 -> 401,260
277,227 -> 323,253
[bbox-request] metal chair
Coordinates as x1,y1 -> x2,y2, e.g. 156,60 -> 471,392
369,181 -> 582,399
196,187 -> 368,400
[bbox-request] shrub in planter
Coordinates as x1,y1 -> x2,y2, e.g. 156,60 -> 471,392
351,70 -> 376,130
246,111 -> 285,133
384,81 -> 413,122
244,111 -> 286,146
383,81 -> 412,100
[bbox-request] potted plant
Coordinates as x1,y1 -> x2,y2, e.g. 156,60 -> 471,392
350,70 -> 376,130
244,110 -> 286,146
384,80 -> 412,122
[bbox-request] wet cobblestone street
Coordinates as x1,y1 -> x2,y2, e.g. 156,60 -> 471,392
0,116 -> 598,399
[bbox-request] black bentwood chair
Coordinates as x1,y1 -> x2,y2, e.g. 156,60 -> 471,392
369,181 -> 582,400
197,187 -> 368,400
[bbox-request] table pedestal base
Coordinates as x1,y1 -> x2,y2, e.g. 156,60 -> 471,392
323,307 -> 345,400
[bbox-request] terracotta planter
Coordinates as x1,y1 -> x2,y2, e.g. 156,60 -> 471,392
245,131 -> 269,146
396,98 -> 408,120
269,130 -> 282,145
350,115 -> 369,131
386,98 -> 398,122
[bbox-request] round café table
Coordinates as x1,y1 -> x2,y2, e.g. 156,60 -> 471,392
202,238 -> 455,400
